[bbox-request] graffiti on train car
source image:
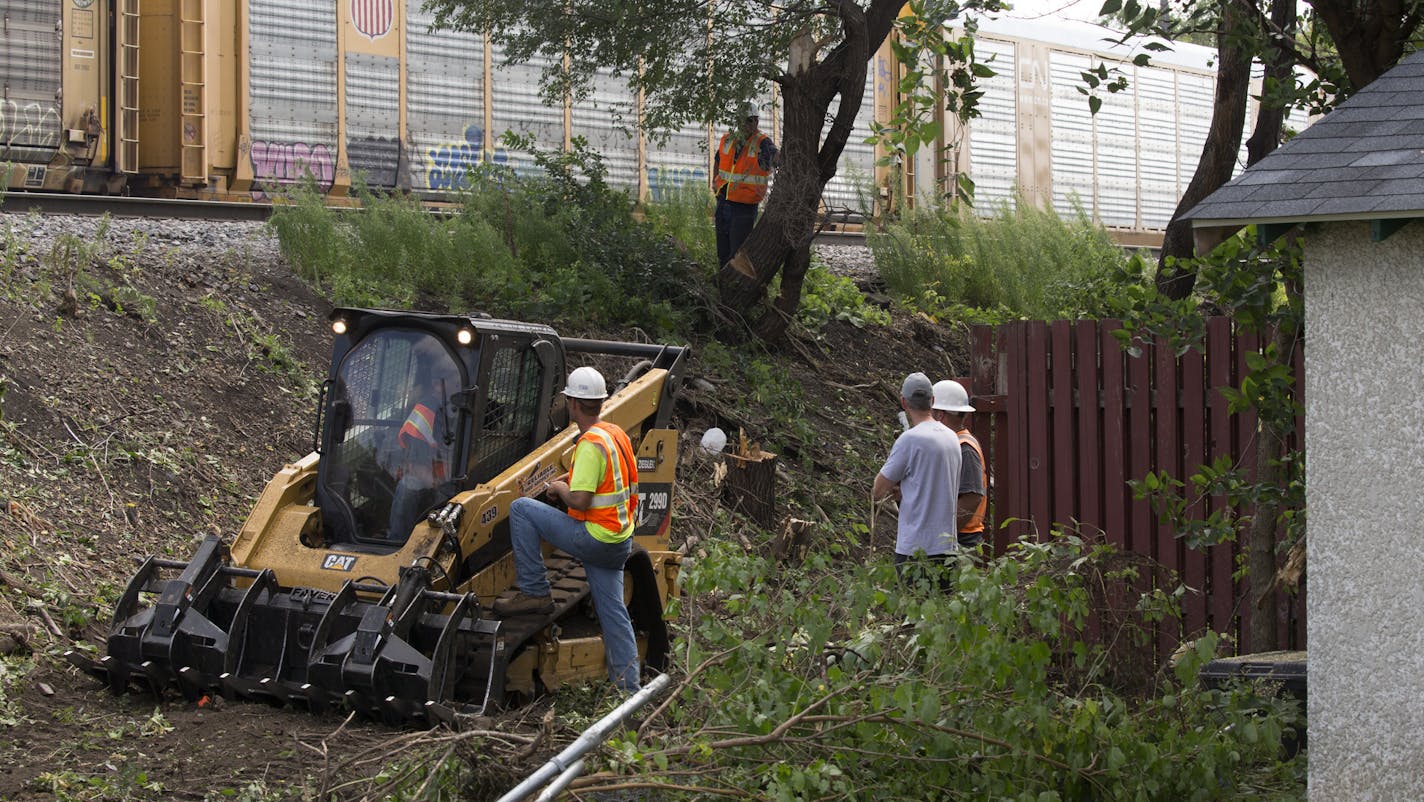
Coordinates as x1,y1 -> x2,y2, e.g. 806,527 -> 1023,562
0,100 -> 62,150
423,124 -> 514,190
250,140 -> 337,198
647,166 -> 709,201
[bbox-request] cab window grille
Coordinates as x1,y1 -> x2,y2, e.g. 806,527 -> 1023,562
470,344 -> 543,483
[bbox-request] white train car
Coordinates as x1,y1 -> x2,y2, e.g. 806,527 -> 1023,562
894,16 -> 1310,245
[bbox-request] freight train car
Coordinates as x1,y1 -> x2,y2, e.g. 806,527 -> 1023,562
891,16 -> 1310,246
0,1 -> 1297,246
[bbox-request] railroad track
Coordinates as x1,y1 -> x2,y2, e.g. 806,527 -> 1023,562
0,193 -> 274,223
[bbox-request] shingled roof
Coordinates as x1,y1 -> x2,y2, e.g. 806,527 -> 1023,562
1184,49 -> 1424,238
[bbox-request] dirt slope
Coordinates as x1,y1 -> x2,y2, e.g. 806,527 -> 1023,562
0,213 -> 966,800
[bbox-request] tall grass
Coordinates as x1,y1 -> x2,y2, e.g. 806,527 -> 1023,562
869,197 -> 1143,321
268,149 -> 713,336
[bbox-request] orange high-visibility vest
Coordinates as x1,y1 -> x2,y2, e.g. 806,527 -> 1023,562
714,131 -> 771,205
568,421 -> 639,542
398,402 -> 445,481
958,428 -> 987,535
399,403 -> 436,447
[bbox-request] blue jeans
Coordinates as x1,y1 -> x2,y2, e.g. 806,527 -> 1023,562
715,196 -> 759,267
508,497 -> 640,692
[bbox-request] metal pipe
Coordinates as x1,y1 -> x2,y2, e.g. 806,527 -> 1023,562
496,673 -> 672,802
533,758 -> 585,802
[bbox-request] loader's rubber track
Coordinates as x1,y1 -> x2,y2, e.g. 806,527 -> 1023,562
64,536 -> 593,729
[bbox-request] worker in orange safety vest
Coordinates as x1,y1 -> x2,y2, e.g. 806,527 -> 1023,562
387,367 -> 449,538
713,101 -> 779,269
494,366 -> 644,692
931,380 -> 989,551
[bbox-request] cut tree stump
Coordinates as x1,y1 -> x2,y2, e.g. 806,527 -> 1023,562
771,518 -> 815,565
722,431 -> 778,528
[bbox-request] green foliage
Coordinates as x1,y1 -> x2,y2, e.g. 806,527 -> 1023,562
270,143 -> 709,338
33,765 -> 166,801
872,4 -> 1004,186
642,182 -> 717,275
1105,228 -> 1305,561
795,260 -> 891,330
197,292 -> 316,396
697,342 -> 821,460
0,216 -> 161,323
0,653 -> 32,727
609,535 -> 1303,799
869,198 -> 1137,321
1132,452 -> 1305,554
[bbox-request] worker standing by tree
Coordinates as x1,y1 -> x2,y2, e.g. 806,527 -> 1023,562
713,101 -> 778,269
873,373 -> 961,585
494,367 -> 643,693
932,380 -> 988,552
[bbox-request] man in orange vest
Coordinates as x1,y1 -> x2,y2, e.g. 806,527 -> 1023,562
932,380 -> 989,551
493,366 -> 643,692
714,101 -> 779,268
388,366 -> 451,538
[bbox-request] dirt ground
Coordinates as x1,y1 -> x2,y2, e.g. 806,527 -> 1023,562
0,214 -> 966,800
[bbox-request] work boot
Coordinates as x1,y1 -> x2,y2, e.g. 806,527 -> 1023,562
493,591 -> 554,616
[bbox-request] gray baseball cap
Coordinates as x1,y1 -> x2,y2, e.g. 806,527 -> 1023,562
901,372 -> 934,405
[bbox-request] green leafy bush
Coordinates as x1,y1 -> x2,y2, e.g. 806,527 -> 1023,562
870,198 -> 1139,321
270,141 -> 712,338
796,260 -> 891,329
603,534 -> 1304,800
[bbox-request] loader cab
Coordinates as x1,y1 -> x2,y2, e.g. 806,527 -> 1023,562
316,309 -> 564,548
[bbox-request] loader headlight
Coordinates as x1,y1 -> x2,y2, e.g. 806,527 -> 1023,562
332,319 -> 347,335
456,328 -> 473,346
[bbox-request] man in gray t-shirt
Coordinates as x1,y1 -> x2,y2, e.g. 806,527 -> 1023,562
873,373 -> 961,574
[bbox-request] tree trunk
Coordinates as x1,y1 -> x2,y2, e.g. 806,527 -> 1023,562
752,244 -> 812,342
1244,0 -> 1296,166
1309,0 -> 1418,91
1155,3 -> 1254,299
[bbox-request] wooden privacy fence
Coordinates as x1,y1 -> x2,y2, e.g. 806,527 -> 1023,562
966,318 -> 1304,654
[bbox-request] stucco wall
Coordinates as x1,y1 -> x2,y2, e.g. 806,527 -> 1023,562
1306,221 -> 1424,799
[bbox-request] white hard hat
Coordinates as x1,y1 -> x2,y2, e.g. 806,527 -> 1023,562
932,380 -> 975,413
739,101 -> 760,120
700,427 -> 728,453
562,366 -> 608,400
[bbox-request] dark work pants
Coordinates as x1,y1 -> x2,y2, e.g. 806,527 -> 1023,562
715,196 -> 760,267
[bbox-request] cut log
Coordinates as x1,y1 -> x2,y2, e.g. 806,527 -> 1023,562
723,449 -> 778,528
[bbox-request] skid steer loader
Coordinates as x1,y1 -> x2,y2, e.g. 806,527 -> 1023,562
67,308 -> 687,726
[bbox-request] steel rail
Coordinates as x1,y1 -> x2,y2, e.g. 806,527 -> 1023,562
0,192 -> 274,222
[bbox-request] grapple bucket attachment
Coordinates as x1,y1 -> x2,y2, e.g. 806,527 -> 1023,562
67,536 -> 505,727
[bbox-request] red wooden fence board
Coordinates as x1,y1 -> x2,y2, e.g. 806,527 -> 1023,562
1234,329 -> 1260,641
1153,340 -> 1182,653
1027,324 -> 1051,538
1100,322 -> 1127,551
1076,321 -> 1102,534
1128,337 -> 1153,560
1051,321 -> 1076,530
1004,324 -> 1030,542
1180,345 -> 1208,636
1206,318 -> 1235,637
